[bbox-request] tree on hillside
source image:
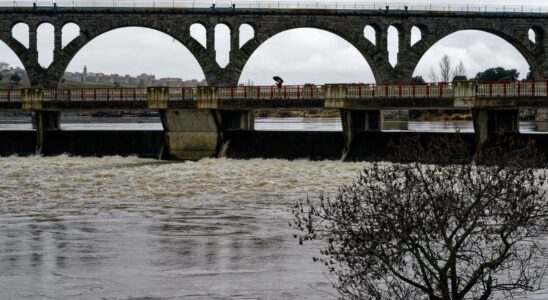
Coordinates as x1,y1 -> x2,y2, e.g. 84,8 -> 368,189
0,62 -> 9,81
428,55 -> 467,82
9,73 -> 21,88
293,136 -> 547,300
474,67 -> 520,81
411,76 -> 425,84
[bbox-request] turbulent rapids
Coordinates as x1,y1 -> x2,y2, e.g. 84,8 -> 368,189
0,156 -> 364,299
0,156 -> 546,299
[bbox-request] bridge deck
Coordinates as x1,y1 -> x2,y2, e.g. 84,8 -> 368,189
0,81 -> 546,111
1,1 -> 546,16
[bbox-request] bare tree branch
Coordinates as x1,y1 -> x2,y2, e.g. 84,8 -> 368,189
293,135 -> 547,300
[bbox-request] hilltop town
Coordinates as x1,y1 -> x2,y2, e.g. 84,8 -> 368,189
0,64 -> 206,88
63,66 -> 207,88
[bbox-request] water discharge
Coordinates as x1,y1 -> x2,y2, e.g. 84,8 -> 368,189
0,156 -> 546,299
0,156 -> 364,299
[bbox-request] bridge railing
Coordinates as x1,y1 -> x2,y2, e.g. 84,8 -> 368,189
42,88 -> 148,101
168,87 -> 196,101
345,83 -> 453,99
477,81 -> 548,98
218,85 -> 324,100
1,1 -> 546,14
0,89 -> 22,102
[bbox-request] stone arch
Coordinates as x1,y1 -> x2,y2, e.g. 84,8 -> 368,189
410,25 -> 423,46
238,27 -> 377,84
402,22 -> 547,81
528,26 -> 544,45
61,22 -> 80,49
413,29 -> 533,82
214,23 -> 231,68
233,25 -> 383,84
387,25 -> 400,67
11,22 -> 29,49
60,26 -> 207,86
36,22 -> 54,68
239,24 -> 254,48
0,23 -> 48,87
0,39 -> 28,88
190,23 -> 207,48
364,25 -> 377,45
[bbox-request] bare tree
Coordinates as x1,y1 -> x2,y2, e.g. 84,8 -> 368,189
293,136 -> 547,300
428,55 -> 467,82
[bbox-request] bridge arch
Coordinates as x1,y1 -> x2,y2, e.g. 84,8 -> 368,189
412,27 -> 540,81
59,26 -> 206,87
0,40 -> 28,88
236,26 -> 380,84
238,27 -> 377,85
11,22 -> 29,49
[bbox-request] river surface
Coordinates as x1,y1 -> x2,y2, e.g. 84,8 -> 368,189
0,116 -> 546,133
0,157 -> 364,299
0,156 -> 546,300
0,117 -> 547,299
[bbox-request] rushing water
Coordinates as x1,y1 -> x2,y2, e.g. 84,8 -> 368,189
0,116 -> 547,299
0,156 -> 547,299
0,157 -> 366,299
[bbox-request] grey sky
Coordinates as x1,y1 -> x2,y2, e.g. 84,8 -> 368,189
0,0 -> 545,84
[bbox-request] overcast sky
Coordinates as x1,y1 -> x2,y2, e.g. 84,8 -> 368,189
0,0 -> 546,84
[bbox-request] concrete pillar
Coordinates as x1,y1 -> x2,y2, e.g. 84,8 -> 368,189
147,87 -> 169,109
472,109 -> 520,148
32,111 -> 61,153
21,89 -> 60,152
535,109 -> 548,132
160,109 -> 221,160
341,109 -> 380,160
453,81 -> 477,105
21,89 -> 43,110
219,110 -> 254,131
160,109 -> 254,160
324,84 -> 347,107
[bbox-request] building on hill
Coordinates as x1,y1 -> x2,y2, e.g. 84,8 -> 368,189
62,66 -> 205,87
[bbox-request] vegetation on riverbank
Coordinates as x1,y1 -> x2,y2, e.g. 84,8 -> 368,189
293,135 -> 548,299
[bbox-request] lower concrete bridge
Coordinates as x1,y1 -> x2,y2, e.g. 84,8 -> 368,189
0,80 -> 546,160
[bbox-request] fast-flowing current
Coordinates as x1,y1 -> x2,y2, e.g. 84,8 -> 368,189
0,156 -> 547,299
0,156 -> 367,299
0,114 -> 547,299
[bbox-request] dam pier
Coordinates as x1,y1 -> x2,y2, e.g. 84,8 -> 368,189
0,2 -> 546,159
0,81 -> 546,160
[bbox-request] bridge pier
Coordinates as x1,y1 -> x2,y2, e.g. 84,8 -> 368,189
32,111 -> 61,153
472,109 -> 520,148
149,86 -> 254,160
160,109 -> 221,160
340,109 -> 381,160
159,109 -> 253,160
21,89 -> 61,153
536,109 -> 548,132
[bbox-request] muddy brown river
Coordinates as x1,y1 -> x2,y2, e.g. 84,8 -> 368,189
0,156 -> 546,299
0,156 -> 366,299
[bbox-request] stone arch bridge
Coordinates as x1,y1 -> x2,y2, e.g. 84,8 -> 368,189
0,4 -> 547,161
0,5 -> 546,88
